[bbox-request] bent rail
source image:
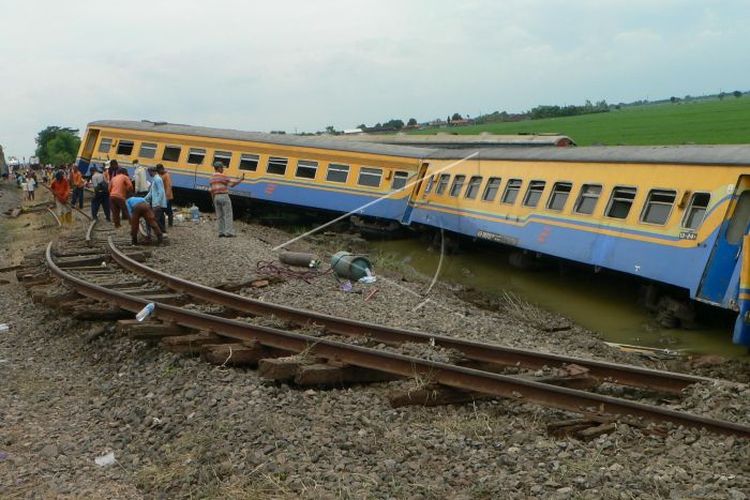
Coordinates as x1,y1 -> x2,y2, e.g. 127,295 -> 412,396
46,242 -> 750,438
108,236 -> 711,395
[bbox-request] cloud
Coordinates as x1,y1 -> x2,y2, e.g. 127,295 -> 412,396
1,0 -> 749,155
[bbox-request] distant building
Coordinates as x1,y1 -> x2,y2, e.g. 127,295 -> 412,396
343,128 -> 364,135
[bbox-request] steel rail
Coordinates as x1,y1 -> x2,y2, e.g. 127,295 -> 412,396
48,243 -> 750,438
85,219 -> 98,246
107,237 -> 710,395
46,208 -> 62,227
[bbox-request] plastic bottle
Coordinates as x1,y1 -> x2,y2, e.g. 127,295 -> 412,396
135,303 -> 155,322
190,204 -> 200,223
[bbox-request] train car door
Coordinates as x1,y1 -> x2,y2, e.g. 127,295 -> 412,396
698,176 -> 750,304
400,161 -> 428,224
77,128 -> 100,174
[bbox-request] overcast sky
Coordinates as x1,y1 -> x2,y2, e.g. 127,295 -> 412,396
1,0 -> 748,157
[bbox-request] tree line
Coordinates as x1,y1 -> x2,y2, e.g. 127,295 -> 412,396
34,126 -> 81,165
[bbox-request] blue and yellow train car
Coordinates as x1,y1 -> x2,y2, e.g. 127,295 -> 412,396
76,120 -> 750,345
77,120 -> 428,222
407,147 -> 750,345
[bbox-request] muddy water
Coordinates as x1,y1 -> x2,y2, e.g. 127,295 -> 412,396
371,238 -> 748,357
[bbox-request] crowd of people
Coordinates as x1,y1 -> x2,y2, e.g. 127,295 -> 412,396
5,159 -> 246,244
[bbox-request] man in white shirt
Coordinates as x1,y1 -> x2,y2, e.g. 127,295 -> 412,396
133,159 -> 150,196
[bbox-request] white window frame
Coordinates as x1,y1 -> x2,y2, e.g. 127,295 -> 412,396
295,159 -> 319,179
357,167 -> 382,187
239,153 -> 260,171
326,163 -> 349,183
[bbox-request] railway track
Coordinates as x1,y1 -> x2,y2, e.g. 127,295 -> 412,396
25,221 -> 750,438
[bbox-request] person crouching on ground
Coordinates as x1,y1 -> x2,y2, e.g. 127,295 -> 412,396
209,161 -> 245,237
109,167 -> 133,228
50,170 -> 72,224
126,195 -> 162,245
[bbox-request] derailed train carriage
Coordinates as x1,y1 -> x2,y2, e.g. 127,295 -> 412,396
76,120 -> 750,346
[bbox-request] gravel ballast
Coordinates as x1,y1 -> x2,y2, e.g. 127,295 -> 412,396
1,189 -> 749,499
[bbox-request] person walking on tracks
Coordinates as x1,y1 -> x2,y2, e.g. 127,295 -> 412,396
144,165 -> 167,234
69,163 -> 85,209
210,161 -> 245,237
90,165 -> 111,221
126,196 -> 163,245
109,167 -> 133,228
160,164 -> 175,227
50,170 -> 72,224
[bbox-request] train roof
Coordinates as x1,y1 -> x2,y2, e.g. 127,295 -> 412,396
326,133 -> 576,147
89,120 -> 435,159
428,145 -> 750,165
89,120 -> 750,166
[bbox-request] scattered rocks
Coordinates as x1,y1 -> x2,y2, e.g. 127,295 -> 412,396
1,188 -> 749,498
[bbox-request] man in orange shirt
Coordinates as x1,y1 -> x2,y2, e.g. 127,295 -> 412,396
50,170 -> 72,224
69,163 -> 85,209
109,167 -> 133,228
159,163 -> 175,227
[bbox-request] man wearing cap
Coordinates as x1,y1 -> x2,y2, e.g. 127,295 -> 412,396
209,161 -> 245,237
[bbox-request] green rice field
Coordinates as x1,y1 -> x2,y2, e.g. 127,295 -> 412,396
411,98 -> 750,146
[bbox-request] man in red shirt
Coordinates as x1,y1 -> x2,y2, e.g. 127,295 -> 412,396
209,161 -> 245,237
50,170 -> 72,224
109,168 -> 133,228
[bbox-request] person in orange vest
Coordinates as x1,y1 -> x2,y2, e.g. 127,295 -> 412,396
50,169 -> 72,224
109,167 -> 133,228
69,163 -> 85,209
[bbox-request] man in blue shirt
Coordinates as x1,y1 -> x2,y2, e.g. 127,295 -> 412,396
144,165 -> 168,234
126,196 -> 163,245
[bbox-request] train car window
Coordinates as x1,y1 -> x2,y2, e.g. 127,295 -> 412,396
682,193 -> 711,230
606,186 -> 637,219
523,180 -> 546,207
162,145 -> 182,162
449,175 -> 466,197
239,154 -> 259,171
547,182 -> 572,211
641,189 -> 676,225
435,174 -> 450,195
187,148 -> 206,165
502,179 -> 522,204
574,184 -> 601,214
98,138 -> 112,153
423,175 -> 435,194
465,176 -> 483,199
392,171 -> 409,190
358,167 -> 382,187
482,177 -> 501,202
296,160 -> 318,179
326,163 -> 349,183
138,143 -> 157,159
267,156 -> 288,175
213,151 -> 232,168
116,140 -> 134,156
727,192 -> 750,244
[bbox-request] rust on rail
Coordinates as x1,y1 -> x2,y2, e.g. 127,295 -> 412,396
48,242 -> 750,439
107,236 -> 710,395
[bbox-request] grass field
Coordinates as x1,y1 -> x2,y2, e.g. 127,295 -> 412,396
410,98 -> 750,146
